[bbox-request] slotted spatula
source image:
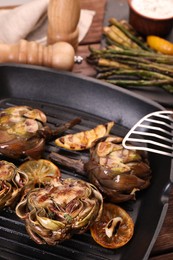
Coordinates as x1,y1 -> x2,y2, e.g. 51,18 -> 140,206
122,110 -> 173,157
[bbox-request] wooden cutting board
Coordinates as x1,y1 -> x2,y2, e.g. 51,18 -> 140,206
80,0 -> 107,45
73,0 -> 107,75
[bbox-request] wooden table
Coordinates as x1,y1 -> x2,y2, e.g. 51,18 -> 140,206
1,1 -> 173,259
73,1 -> 173,259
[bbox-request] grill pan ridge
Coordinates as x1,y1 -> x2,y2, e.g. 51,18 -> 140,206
0,64 -> 172,260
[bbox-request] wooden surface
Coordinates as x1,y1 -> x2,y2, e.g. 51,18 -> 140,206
150,189 -> 173,259
73,0 -> 107,76
0,0 -> 105,77
73,1 -> 173,260
0,1 -> 173,259
74,0 -> 173,107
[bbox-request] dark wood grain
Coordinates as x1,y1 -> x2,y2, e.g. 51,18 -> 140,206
149,188 -> 173,259
73,44 -> 98,76
73,0 -> 107,75
79,0 -> 107,44
150,253 -> 173,260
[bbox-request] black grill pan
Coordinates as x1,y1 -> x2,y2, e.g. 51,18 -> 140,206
0,64 -> 172,260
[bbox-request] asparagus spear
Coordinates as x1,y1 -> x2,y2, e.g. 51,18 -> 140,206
106,79 -> 173,87
103,26 -> 141,49
87,19 -> 173,94
97,58 -> 130,69
88,48 -> 173,77
88,47 -> 173,65
88,55 -> 173,77
162,85 -> 173,93
96,69 -> 173,81
108,18 -> 152,51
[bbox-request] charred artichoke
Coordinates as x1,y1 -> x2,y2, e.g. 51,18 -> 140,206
85,136 -> 152,203
50,135 -> 152,203
16,178 -> 103,245
0,106 -> 80,159
0,160 -> 28,209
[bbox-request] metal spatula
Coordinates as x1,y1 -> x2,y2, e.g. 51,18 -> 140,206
122,110 -> 173,157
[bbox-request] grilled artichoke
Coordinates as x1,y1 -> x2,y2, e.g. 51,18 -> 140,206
0,160 -> 28,209
85,136 -> 152,203
0,106 -> 80,159
50,135 -> 152,203
16,178 -> 103,245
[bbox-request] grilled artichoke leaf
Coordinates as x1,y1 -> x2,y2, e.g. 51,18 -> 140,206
16,178 -> 103,245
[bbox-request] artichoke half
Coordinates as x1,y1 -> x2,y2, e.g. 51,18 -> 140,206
85,136 -> 152,203
0,106 -> 80,159
50,135 -> 152,203
16,178 -> 103,245
0,160 -> 28,209
0,106 -> 47,159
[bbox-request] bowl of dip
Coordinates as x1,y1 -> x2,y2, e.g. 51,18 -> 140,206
128,0 -> 173,37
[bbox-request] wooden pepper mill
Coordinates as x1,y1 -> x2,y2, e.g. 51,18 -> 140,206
0,39 -> 75,71
47,0 -> 81,50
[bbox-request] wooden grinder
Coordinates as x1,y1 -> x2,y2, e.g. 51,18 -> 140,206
47,0 -> 81,49
0,39 -> 75,71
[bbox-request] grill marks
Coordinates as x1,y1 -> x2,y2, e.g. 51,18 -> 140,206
0,98 -> 127,260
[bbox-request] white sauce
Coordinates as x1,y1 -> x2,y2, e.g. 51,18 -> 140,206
131,0 -> 173,19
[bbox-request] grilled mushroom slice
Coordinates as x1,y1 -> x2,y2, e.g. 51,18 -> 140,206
0,106 -> 81,159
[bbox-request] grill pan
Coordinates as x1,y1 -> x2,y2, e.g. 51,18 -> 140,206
0,64 -> 172,260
